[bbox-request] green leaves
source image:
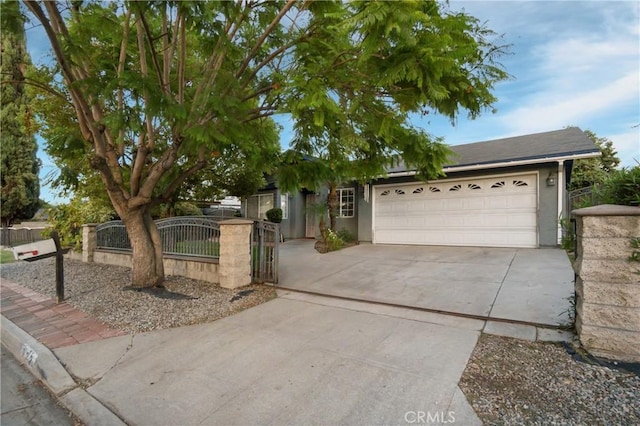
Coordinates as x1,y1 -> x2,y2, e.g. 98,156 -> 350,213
1,3 -> 40,225
27,0 -> 508,217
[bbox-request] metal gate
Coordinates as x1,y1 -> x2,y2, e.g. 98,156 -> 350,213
252,221 -> 279,283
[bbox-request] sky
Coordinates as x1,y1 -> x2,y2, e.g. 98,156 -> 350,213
26,1 -> 640,204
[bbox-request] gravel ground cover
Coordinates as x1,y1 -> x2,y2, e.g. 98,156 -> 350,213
460,334 -> 640,425
0,257 -> 276,334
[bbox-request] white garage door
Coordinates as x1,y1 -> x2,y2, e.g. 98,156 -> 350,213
373,173 -> 538,248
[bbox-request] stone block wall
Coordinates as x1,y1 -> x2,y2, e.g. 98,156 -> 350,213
573,204 -> 640,362
83,219 -> 253,289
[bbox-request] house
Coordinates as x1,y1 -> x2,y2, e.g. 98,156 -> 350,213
243,127 -> 600,248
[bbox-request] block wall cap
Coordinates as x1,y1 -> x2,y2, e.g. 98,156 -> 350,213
218,219 -> 255,225
573,204 -> 640,217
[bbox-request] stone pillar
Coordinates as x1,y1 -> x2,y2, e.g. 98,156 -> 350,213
573,204 -> 640,362
82,224 -> 98,263
219,219 -> 253,289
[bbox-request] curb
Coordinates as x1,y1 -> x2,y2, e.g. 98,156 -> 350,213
1,315 -> 126,426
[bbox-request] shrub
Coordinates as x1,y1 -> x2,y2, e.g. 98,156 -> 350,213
326,229 -> 344,251
154,202 -> 202,218
266,208 -> 283,223
597,166 -> 640,206
47,198 -> 116,251
174,202 -> 203,216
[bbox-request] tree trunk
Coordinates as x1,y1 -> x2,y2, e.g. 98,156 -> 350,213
327,182 -> 339,232
123,208 -> 165,288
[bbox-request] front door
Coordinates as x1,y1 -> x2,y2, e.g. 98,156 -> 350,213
305,194 -> 316,238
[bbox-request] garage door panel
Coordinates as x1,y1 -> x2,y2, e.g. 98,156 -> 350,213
374,173 -> 538,248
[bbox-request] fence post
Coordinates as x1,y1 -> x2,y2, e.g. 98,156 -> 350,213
82,224 -> 98,263
218,219 -> 253,289
573,204 -> 640,363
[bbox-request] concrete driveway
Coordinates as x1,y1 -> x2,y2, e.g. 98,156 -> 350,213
54,296 -> 483,425
278,240 -> 575,327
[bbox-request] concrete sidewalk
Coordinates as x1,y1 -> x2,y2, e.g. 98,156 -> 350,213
1,280 -> 574,425
278,240 -> 575,327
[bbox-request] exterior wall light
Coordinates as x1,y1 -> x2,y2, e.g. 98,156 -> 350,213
546,172 -> 557,187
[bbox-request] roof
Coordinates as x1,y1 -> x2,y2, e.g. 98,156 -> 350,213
388,127 -> 601,174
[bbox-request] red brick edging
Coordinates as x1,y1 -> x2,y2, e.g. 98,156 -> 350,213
1,279 -> 126,349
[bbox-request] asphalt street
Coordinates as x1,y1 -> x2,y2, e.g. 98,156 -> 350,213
1,346 -> 77,426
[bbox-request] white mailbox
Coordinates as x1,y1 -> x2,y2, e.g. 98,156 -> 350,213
12,239 -> 57,261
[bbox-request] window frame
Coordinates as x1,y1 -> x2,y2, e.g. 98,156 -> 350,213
280,193 -> 289,220
246,193 -> 274,219
337,187 -> 355,218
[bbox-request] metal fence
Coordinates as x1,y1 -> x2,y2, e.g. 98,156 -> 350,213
96,216 -> 221,259
96,221 -> 130,250
569,186 -> 599,211
252,220 -> 279,283
0,227 -> 48,247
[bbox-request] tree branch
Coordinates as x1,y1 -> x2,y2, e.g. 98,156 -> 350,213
235,0 -> 296,80
116,8 -> 132,156
130,133 -> 147,196
160,148 -> 208,200
139,12 -> 169,94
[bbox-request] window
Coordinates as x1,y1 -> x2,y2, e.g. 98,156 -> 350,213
280,193 -> 289,220
246,194 -> 273,219
337,188 -> 355,218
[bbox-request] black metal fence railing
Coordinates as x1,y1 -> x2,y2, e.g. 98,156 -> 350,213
251,220 -> 279,284
569,186 -> 600,211
96,216 -> 221,259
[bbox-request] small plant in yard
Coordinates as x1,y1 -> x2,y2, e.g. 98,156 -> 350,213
559,217 -> 576,257
559,292 -> 577,330
265,208 -> 283,223
325,229 -> 344,252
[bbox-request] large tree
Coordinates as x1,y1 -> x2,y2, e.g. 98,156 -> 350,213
277,1 -> 508,233
569,130 -> 620,191
1,0 -> 41,226
24,0 -> 508,288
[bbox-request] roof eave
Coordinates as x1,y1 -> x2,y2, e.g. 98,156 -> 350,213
387,151 -> 601,178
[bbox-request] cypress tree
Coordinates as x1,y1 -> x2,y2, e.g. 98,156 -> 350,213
1,0 -> 41,226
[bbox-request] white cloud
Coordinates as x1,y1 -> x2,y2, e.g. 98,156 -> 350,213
498,71 -> 639,132
606,128 -> 640,168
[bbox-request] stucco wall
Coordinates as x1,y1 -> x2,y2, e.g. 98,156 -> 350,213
573,205 -> 640,363
279,191 -> 306,240
357,184 -> 373,242
537,163 -> 560,247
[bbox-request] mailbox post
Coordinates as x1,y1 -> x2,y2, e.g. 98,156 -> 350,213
11,231 -> 65,302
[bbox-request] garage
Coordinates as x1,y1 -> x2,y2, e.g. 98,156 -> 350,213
373,173 -> 538,248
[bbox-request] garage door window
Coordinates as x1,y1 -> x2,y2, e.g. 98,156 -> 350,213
338,188 -> 355,218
